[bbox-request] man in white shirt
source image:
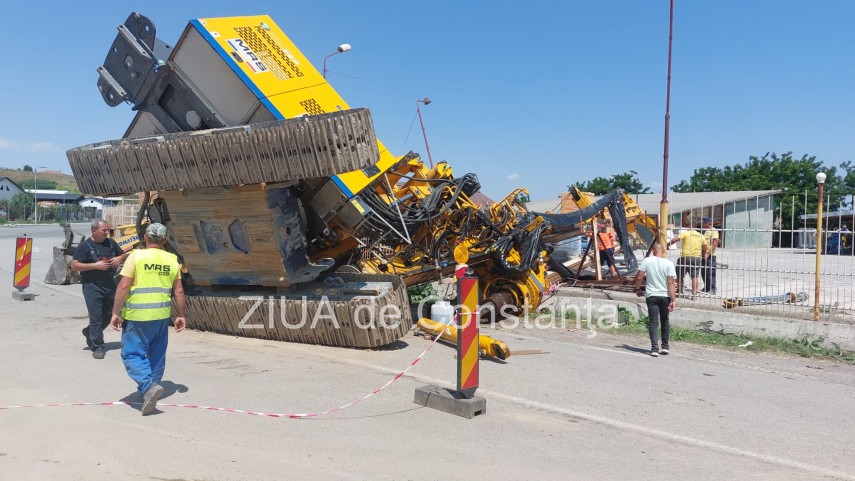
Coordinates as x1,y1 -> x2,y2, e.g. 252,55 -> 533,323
634,244 -> 677,357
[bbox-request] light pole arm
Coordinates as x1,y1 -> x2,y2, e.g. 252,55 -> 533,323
323,52 -> 339,79
416,100 -> 435,169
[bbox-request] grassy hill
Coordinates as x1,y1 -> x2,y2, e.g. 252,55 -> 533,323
0,167 -> 78,192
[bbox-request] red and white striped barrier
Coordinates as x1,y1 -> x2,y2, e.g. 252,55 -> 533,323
0,328 -> 448,418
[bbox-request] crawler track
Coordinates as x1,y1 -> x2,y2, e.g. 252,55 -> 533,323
68,109 -> 378,195
179,273 -> 413,348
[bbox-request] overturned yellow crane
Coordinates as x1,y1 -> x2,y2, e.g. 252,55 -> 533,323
68,12 -> 563,348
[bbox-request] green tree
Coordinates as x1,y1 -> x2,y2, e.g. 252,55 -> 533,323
839,161 -> 855,192
8,192 -> 33,221
573,171 -> 650,195
672,152 -> 835,193
22,165 -> 33,172
672,152 -> 846,231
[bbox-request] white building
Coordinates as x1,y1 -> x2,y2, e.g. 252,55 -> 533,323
78,196 -> 121,217
0,177 -> 26,201
528,190 -> 781,248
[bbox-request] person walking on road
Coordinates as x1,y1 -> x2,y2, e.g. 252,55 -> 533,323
634,244 -> 677,357
71,219 -> 128,359
668,222 -> 708,299
701,216 -> 720,294
110,223 -> 186,415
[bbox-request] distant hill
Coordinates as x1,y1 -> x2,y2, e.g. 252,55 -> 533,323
0,168 -> 78,192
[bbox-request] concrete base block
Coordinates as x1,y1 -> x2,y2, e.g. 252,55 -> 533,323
414,384 -> 486,419
12,291 -> 35,301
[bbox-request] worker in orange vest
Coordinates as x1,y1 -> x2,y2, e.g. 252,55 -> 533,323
597,219 -> 619,277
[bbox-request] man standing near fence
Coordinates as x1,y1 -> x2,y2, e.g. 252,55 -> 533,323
634,244 -> 677,357
669,221 -> 708,299
701,217 -> 720,294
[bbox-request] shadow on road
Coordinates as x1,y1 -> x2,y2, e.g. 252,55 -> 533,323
81,341 -> 121,352
616,344 -> 649,354
160,380 -> 189,399
375,339 -> 410,351
119,381 -> 189,415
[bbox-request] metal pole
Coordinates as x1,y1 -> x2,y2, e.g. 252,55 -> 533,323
659,0 -> 675,249
814,179 -> 825,321
791,194 -> 795,248
33,169 -> 37,224
416,99 -> 435,168
592,217 -> 602,281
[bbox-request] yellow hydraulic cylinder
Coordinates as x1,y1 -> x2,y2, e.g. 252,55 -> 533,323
417,318 -> 510,360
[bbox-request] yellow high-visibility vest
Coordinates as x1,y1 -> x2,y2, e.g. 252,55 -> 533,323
121,248 -> 180,321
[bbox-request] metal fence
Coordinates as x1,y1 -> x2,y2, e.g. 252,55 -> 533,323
0,201 -> 92,223
642,191 -> 855,322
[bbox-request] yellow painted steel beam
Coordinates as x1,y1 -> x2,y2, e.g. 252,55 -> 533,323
417,318 -> 510,360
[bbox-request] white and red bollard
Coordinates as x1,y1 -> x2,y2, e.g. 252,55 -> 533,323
12,236 -> 35,301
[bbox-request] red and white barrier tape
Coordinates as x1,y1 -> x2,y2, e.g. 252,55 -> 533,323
0,328 -> 448,418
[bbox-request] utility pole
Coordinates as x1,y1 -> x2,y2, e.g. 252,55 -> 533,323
659,0 -> 675,248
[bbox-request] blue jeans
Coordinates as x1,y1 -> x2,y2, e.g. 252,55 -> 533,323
83,283 -> 115,348
703,255 -> 717,291
646,296 -> 670,351
121,319 -> 169,395
599,247 -> 616,268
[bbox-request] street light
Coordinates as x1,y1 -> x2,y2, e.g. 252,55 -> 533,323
33,166 -> 46,224
814,171 -> 826,321
322,43 -> 351,79
416,98 -> 434,168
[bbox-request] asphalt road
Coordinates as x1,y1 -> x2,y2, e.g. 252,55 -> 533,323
1,223 -> 854,480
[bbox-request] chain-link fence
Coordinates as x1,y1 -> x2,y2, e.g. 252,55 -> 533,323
636,191 -> 855,322
0,200 -> 94,223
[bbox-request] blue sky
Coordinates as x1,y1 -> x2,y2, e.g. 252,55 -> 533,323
0,1 -> 852,201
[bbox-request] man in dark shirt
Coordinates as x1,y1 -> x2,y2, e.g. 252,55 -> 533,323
71,219 -> 129,359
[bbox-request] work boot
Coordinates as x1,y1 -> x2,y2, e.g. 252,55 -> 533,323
92,346 -> 105,359
141,383 -> 165,416
82,327 -> 94,350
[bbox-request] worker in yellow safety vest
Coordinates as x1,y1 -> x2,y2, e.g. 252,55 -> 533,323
110,223 -> 186,415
